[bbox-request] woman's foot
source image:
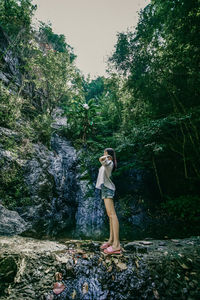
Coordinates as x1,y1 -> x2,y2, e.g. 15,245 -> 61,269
107,240 -> 113,245
100,240 -> 113,249
103,245 -> 122,254
110,244 -> 121,251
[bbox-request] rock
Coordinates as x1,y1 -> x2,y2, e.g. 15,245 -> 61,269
0,71 -> 10,83
139,241 -> 153,245
51,107 -> 68,130
158,241 -> 166,246
124,241 -> 148,253
0,236 -> 198,300
0,204 -> 30,235
16,131 -> 80,237
0,26 -> 22,86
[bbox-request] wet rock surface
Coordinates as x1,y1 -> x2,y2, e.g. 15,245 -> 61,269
0,235 -> 199,300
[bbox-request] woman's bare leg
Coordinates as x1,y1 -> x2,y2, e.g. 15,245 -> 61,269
108,217 -> 114,243
103,198 -> 114,243
104,198 -> 120,250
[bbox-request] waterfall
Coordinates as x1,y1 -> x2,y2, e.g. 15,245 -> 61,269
45,107 -> 106,239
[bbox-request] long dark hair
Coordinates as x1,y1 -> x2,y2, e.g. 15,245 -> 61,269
105,148 -> 117,172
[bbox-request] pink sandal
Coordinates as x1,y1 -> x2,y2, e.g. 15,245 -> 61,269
103,245 -> 121,254
100,242 -> 111,250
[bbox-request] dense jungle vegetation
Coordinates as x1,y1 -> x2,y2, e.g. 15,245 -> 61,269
0,0 -> 200,225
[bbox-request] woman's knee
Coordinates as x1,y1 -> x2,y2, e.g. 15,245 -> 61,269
108,211 -> 117,218
104,208 -> 112,217
110,213 -> 117,219
106,209 -> 112,217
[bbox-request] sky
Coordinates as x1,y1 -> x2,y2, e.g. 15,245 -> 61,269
32,0 -> 150,80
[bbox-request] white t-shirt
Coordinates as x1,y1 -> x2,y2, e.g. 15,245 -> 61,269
95,156 -> 116,190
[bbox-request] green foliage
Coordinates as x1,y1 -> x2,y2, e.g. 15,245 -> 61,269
0,135 -> 17,151
108,0 -> 200,115
0,0 -> 82,151
62,97 -> 101,142
83,76 -> 105,101
0,158 -> 31,209
0,82 -> 22,129
31,114 -> 53,148
38,21 -> 77,62
23,43 -> 71,114
104,0 -> 200,199
161,195 -> 200,222
0,0 -> 37,38
63,74 -> 125,146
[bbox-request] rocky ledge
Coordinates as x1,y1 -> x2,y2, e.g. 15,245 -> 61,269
0,236 -> 199,300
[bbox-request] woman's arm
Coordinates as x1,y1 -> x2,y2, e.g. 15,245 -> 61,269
99,155 -> 106,162
99,155 -> 112,166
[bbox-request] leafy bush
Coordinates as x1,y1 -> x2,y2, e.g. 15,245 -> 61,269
62,98 -> 101,142
31,114 -> 53,148
0,0 -> 36,38
161,195 -> 200,222
0,83 -> 22,129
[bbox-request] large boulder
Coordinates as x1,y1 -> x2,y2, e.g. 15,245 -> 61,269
0,204 -> 29,235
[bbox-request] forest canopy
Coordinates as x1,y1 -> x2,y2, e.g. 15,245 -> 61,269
0,0 -> 199,223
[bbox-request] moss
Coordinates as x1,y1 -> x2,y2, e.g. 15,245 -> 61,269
0,158 -> 31,209
0,135 -> 19,151
0,131 -> 34,160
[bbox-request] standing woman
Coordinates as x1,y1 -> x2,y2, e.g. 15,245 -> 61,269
95,148 -> 121,254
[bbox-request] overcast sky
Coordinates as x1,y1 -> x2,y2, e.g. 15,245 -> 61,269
32,0 -> 150,79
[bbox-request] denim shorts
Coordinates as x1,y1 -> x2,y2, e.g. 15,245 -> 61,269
101,183 -> 115,199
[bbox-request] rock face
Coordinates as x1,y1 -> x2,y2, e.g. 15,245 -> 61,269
19,133 -> 79,237
0,25 -> 22,87
18,129 -> 106,239
0,235 -> 199,300
43,133 -> 80,236
0,105 -> 107,239
0,204 -> 30,235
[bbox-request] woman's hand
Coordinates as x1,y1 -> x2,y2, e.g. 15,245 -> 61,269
99,155 -> 107,162
99,155 -> 112,162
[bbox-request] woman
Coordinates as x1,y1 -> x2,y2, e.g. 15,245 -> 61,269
95,147 -> 121,254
